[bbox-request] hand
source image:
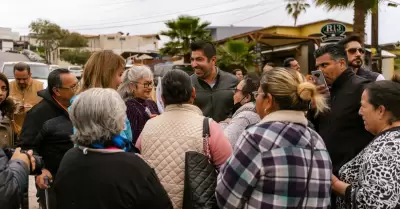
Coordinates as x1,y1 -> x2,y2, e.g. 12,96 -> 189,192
332,174 -> 340,187
150,114 -> 157,118
11,148 -> 36,172
316,84 -> 329,95
36,169 -> 52,189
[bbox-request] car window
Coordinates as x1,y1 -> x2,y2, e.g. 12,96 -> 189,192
69,67 -> 82,71
2,64 -> 50,79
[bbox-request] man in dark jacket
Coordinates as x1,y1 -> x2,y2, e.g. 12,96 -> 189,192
190,40 -> 238,122
337,35 -> 385,81
20,68 -> 78,209
311,44 -> 374,174
0,147 -> 35,209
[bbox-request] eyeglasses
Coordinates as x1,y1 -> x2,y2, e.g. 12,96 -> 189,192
234,88 -> 242,93
252,91 -> 264,98
58,83 -> 79,92
347,48 -> 365,55
135,82 -> 153,88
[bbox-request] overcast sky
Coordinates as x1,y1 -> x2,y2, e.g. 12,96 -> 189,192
1,0 -> 399,44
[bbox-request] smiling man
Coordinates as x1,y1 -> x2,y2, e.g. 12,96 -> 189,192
190,40 -> 238,122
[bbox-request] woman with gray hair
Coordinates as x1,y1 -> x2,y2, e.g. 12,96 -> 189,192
118,65 -> 160,144
53,88 -> 172,209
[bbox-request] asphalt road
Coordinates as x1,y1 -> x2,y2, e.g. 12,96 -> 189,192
0,52 -> 30,67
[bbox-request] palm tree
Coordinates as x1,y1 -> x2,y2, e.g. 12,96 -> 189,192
314,0 -> 380,44
160,15 -> 211,63
217,39 -> 256,72
286,0 -> 310,26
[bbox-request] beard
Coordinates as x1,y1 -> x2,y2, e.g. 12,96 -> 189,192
350,58 -> 363,69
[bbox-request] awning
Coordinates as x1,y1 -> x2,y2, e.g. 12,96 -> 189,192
261,44 -> 300,54
216,31 -> 319,48
365,49 -> 397,58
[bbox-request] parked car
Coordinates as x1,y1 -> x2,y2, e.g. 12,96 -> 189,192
49,65 -> 61,71
68,66 -> 83,78
1,62 -> 50,89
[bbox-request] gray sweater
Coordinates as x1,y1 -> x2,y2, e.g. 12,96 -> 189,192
219,102 -> 260,148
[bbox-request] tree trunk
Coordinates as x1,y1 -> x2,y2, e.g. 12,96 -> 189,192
353,0 -> 368,45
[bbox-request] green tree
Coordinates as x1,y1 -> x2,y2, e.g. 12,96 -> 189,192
160,15 -> 211,63
60,32 -> 88,48
29,19 -> 68,62
217,39 -> 255,72
60,49 -> 91,66
314,0 -> 380,44
286,0 -> 310,26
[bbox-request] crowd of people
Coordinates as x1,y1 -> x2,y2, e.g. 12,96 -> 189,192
0,35 -> 400,209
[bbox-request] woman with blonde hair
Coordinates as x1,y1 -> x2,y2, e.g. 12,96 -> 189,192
216,68 -> 332,209
71,50 -> 133,151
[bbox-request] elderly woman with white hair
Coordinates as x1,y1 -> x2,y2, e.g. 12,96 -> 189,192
118,65 -> 160,144
53,88 -> 173,209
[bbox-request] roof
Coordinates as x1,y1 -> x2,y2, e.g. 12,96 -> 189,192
216,32 -> 319,48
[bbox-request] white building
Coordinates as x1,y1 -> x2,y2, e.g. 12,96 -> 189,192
50,32 -> 160,66
0,27 -> 19,52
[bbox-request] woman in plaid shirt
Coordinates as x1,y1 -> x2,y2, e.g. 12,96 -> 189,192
216,68 -> 333,209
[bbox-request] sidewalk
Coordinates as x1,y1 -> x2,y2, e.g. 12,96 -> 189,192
29,176 -> 40,209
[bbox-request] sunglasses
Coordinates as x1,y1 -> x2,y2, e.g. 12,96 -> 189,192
347,48 -> 365,55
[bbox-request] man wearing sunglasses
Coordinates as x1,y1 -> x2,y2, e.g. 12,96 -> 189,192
338,35 -> 385,81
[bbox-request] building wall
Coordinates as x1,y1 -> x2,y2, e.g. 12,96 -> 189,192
0,40 -> 13,52
382,58 -> 395,80
208,27 -> 263,41
0,27 -> 19,41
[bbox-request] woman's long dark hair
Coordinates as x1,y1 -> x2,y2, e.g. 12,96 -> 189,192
0,73 -> 15,119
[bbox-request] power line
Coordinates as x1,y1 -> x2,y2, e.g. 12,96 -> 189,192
63,0 -> 239,28
69,2 -> 268,31
232,3 -> 286,25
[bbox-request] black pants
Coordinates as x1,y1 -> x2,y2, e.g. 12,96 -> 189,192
38,187 -> 57,209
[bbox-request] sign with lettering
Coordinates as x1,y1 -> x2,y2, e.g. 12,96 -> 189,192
320,23 -> 347,42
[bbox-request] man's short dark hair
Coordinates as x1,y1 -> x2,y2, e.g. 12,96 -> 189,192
161,69 -> 192,105
47,68 -> 71,95
13,62 -> 31,74
314,44 -> 348,64
283,58 -> 296,68
337,35 -> 362,47
190,40 -> 216,61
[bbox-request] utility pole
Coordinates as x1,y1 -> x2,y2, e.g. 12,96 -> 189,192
371,5 -> 381,73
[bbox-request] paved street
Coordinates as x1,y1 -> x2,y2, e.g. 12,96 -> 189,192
0,52 -> 30,67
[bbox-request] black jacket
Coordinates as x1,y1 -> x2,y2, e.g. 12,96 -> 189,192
191,69 -> 238,122
23,115 -> 73,175
54,148 -> 173,209
0,149 -> 30,209
309,69 -> 374,174
19,90 -> 68,146
355,67 -> 380,82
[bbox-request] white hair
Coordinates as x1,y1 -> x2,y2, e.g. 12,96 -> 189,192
69,88 -> 127,146
117,65 -> 153,100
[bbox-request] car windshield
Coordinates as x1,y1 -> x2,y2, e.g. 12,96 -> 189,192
69,67 -> 81,71
2,64 -> 50,79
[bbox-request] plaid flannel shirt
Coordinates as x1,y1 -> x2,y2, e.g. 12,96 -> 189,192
216,111 -> 332,209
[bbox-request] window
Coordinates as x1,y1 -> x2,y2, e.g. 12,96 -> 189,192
107,37 -> 115,40
2,64 -> 50,79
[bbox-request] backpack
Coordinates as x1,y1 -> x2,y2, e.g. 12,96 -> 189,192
0,116 -> 15,148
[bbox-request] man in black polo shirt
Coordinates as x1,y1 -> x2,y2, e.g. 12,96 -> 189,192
338,35 -> 385,81
190,40 -> 238,122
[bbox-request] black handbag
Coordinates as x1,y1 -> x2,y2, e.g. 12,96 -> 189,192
182,117 -> 219,209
